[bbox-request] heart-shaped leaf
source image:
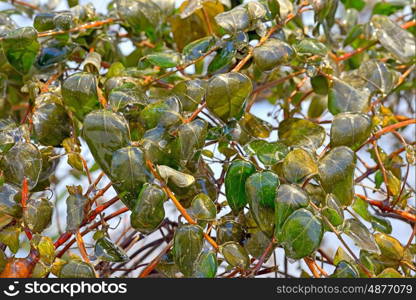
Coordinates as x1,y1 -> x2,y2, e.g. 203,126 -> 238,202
23,198 -> 53,234
246,140 -> 289,166
95,237 -> 129,262
253,39 -> 295,71
343,219 -> 380,254
283,148 -> 318,183
278,118 -> 326,149
193,251 -> 217,278
65,185 -> 88,232
188,193 -> 216,221
220,241 -> 250,270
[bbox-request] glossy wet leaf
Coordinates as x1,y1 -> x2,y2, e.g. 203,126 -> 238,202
0,142 -> 42,190
246,140 -> 289,165
1,27 -> 40,74
244,229 -> 272,259
32,93 -> 71,147
214,7 -> 250,34
146,51 -> 181,68
193,251 -> 217,278
59,260 -> 95,278
318,146 -> 356,206
188,193 -> 216,221
62,72 -> 99,120
307,95 -> 328,119
311,75 -> 329,95
182,36 -> 215,61
343,219 -> 380,254
328,77 -> 370,115
295,38 -> 328,56
274,184 -> 309,239
110,146 -> 151,208
377,268 -> 403,278
65,185 -> 88,232
322,194 -> 344,227
239,112 -> 272,139
172,79 -> 206,111
0,120 -> 29,154
217,219 -> 245,245
23,198 -> 53,234
0,225 -> 20,253
220,241 -> 250,270
139,96 -> 182,129
278,118 -> 326,149
172,224 -> 204,277
130,183 -> 166,234
95,237 -> 129,262
0,183 -> 22,218
371,215 -> 392,234
108,83 -> 148,112
280,208 -> 323,259
374,233 -> 404,261
253,39 -> 294,71
31,235 -> 55,265
224,160 -> 256,214
357,60 -> 398,95
330,112 -> 372,150
331,261 -> 359,278
283,148 -> 318,184
246,171 -> 279,237
157,165 -> 195,188
206,72 -> 252,122
352,196 -> 371,221
371,15 -> 415,63
82,110 -> 130,175
207,41 -> 235,73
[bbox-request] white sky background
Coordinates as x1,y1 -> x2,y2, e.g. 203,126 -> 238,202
1,0 -> 414,277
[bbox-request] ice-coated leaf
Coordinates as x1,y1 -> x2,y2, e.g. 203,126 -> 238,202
82,110 -> 130,175
280,208 -> 323,259
371,15 -> 415,63
224,160 -> 256,214
357,60 -> 398,95
173,224 -> 204,277
108,83 -> 148,112
220,241 -> 250,270
65,185 -> 88,232
217,219 -> 245,245
318,146 -> 356,206
0,120 -> 29,154
278,118 -> 326,149
328,77 -> 370,115
130,183 -> 166,234
139,96 -> 182,129
62,72 -> 99,120
0,142 -> 42,190
206,72 -> 252,122
244,229 -> 273,259
157,165 -> 195,188
110,146 -> 150,208
239,112 -> 272,139
0,225 -> 20,253
274,184 -> 309,239
59,260 -> 95,278
330,112 -> 372,150
32,93 -> 71,147
214,6 -> 250,33
343,218 -> 380,254
374,233 -> 404,261
1,27 -> 40,74
193,251 -> 217,278
146,51 -> 182,68
173,79 -> 206,111
182,36 -> 215,61
0,183 -> 22,218
253,39 -> 294,71
246,171 -> 279,237
23,198 -> 53,234
295,38 -> 328,56
307,95 -> 328,119
207,41 -> 235,73
331,261 -> 359,278
95,237 -> 129,262
246,140 -> 289,165
322,194 -> 344,227
188,193 -> 216,221
283,148 -> 318,184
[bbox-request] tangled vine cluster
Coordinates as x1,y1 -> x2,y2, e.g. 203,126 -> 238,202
0,0 -> 415,278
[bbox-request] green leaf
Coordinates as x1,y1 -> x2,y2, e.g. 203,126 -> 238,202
220,241 -> 250,270
62,72 -> 99,120
295,38 -> 328,56
318,146 -> 356,206
330,112 -> 372,150
65,185 -> 88,232
244,229 -> 272,259
377,268 -> 403,278
352,196 -> 371,221
374,233 -> 404,261
373,2 -> 404,16
311,75 -> 329,95
130,183 -> 166,234
208,41 -> 235,73
95,237 -> 129,262
357,60 -> 398,95
32,93 -> 71,147
146,51 -> 181,68
371,15 -> 415,63
157,165 -> 195,188
217,219 -> 245,245
0,183 -> 22,218
110,146 -> 151,208
283,148 -> 318,184
246,140 -> 289,165
280,208 -> 323,259
173,79 -> 206,111
331,260 -> 359,278
239,112 -> 272,139
206,72 -> 252,122
274,184 -> 309,239
307,95 -> 327,119
253,39 -> 295,71
108,83 -> 148,112
343,219 -> 380,254
23,198 -> 53,234
59,260 -> 95,278
224,160 -> 256,214
139,97 -> 182,129
188,193 -> 216,221
193,251 -> 217,278
322,194 -> 344,227
278,118 -> 326,149
214,7 -> 250,33
173,224 -> 204,277
182,36 -> 215,61
341,0 -> 365,11
0,225 -> 20,253
82,110 -> 130,175
246,171 -> 279,237
371,215 -> 392,234
1,27 -> 40,74
0,142 -> 42,190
